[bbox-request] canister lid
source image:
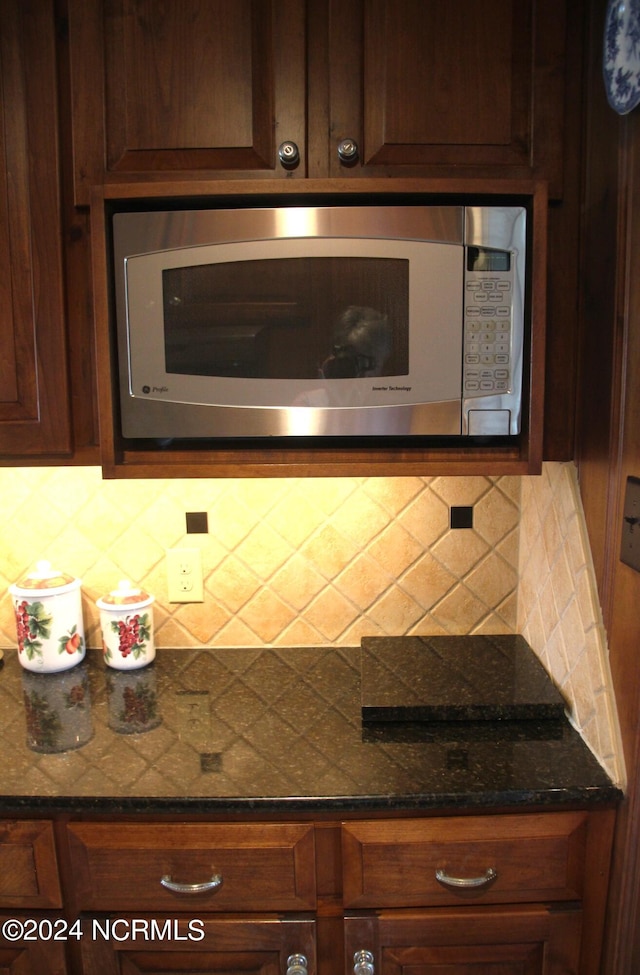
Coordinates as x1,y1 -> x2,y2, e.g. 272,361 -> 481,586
97,580 -> 154,610
9,560 -> 81,595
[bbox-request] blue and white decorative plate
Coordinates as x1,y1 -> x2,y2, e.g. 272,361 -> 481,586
604,0 -> 640,114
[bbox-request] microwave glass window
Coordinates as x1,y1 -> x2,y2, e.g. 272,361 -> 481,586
162,257 -> 409,380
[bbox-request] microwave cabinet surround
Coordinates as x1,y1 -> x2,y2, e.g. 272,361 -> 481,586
113,201 -> 527,443
92,178 -> 548,477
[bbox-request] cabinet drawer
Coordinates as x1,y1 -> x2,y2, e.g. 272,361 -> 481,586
0,820 -> 62,909
342,812 -> 588,908
67,822 -> 316,912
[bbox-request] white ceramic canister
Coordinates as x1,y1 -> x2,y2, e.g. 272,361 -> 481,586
9,561 -> 85,673
97,581 -> 155,670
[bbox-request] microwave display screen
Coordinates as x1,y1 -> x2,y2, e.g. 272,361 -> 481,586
467,246 -> 511,272
162,256 -> 409,381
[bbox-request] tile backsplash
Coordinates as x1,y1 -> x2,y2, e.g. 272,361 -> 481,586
0,461 -> 623,784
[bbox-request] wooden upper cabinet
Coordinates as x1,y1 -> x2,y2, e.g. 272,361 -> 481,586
69,0 -> 567,200
68,0 -> 307,204
327,0 -> 566,193
0,0 -> 72,458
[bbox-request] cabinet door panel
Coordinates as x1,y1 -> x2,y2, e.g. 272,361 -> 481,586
0,821 -> 62,909
345,906 -> 582,975
69,0 -> 307,203
80,916 -> 315,975
0,0 -> 71,457
329,0 -> 566,193
0,933 -> 67,975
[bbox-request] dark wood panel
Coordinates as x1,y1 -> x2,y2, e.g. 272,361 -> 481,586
328,0 -> 567,194
68,0 -> 307,202
0,0 -> 72,458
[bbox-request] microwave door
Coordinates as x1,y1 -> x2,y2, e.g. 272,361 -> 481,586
120,234 -> 467,441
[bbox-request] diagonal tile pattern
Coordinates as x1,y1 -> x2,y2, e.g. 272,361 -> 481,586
0,469 -> 520,650
0,462 -> 624,783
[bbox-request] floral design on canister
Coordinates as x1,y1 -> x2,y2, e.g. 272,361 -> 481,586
10,562 -> 85,673
109,612 -> 152,663
97,581 -> 155,670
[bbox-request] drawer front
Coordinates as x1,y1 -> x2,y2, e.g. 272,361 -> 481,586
67,822 -> 316,912
0,820 -> 62,909
342,812 -> 588,908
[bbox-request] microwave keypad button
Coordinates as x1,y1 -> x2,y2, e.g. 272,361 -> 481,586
480,354 -> 495,364
496,307 -> 510,317
480,380 -> 495,390
466,307 -> 481,316
465,354 -> 480,364
495,369 -> 509,379
465,380 -> 480,390
496,280 -> 511,290
495,354 -> 509,363
488,293 -> 503,302
495,343 -> 510,355
482,281 -> 495,290
495,380 -> 508,391
474,292 -> 488,301
480,307 -> 495,316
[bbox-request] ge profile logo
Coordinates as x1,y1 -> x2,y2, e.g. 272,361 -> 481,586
142,386 -> 151,394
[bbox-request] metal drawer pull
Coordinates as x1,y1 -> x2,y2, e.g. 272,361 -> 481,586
160,873 -> 223,894
286,954 -> 308,975
353,949 -> 375,975
435,866 -> 498,890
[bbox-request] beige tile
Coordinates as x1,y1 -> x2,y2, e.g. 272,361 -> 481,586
399,553 -> 457,609
335,554 -> 392,612
430,585 -> 488,634
366,585 -> 425,635
431,529 -> 489,578
367,522 -> 424,578
270,554 -> 328,611
237,588 -> 297,643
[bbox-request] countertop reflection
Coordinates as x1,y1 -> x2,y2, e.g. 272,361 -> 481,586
0,647 -> 621,814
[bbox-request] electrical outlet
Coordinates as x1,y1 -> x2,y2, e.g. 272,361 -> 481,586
167,547 -> 204,602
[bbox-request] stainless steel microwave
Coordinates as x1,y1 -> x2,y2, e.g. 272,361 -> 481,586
112,203 -> 527,442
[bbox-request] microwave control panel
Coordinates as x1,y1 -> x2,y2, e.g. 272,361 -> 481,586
463,246 -> 515,400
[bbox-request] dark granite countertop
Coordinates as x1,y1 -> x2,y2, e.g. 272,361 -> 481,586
0,646 -> 621,816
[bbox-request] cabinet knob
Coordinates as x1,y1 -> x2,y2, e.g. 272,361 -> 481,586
286,954 -> 308,975
353,950 -> 375,975
278,141 -> 300,166
337,137 -> 359,163
435,866 -> 498,891
160,873 -> 223,894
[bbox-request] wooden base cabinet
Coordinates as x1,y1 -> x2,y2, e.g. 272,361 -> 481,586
67,821 -> 317,975
0,820 -> 67,974
0,808 -> 611,974
340,811 -> 615,975
344,906 -> 582,975
79,916 -> 316,975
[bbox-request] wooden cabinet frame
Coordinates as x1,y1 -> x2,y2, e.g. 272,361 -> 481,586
90,177 -> 548,478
